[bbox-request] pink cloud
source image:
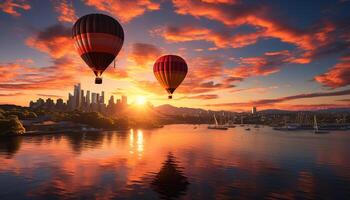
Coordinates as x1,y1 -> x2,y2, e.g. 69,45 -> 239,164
314,55 -> 350,88
171,0 -> 332,51
227,51 -> 292,79
53,0 -> 77,23
84,0 -> 160,22
207,88 -> 350,109
182,94 -> 219,100
0,0 -> 30,17
128,43 -> 162,67
153,25 -> 262,48
25,24 -> 75,59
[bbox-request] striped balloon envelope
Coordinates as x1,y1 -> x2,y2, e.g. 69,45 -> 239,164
153,55 -> 188,99
72,14 -> 124,84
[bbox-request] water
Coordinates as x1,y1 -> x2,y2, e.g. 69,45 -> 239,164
0,125 -> 350,199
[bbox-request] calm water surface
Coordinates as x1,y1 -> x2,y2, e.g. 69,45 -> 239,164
0,125 -> 350,199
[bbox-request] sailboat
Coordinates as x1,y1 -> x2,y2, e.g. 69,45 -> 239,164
314,115 -> 329,134
208,114 -> 228,130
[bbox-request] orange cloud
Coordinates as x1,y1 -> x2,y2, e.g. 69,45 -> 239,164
171,0 -> 330,51
314,55 -> 350,88
0,58 -> 78,91
128,43 -> 162,67
181,94 -> 218,99
0,92 -> 24,97
84,0 -> 160,22
53,0 -> 77,23
0,0 -> 30,17
207,88 -> 350,109
153,25 -> 262,48
25,24 -> 75,58
227,51 -> 292,79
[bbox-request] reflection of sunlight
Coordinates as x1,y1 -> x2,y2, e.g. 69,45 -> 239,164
137,130 -> 144,158
129,129 -> 134,154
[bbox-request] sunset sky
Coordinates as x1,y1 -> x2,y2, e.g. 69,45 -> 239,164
0,0 -> 350,111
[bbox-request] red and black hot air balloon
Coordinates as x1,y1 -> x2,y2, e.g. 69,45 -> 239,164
153,55 -> 188,99
72,14 -> 124,84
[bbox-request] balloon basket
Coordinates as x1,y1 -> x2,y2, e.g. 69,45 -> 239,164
95,77 -> 102,84
168,95 -> 172,99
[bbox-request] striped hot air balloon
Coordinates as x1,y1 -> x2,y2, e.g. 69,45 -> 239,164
153,55 -> 188,99
72,14 -> 124,84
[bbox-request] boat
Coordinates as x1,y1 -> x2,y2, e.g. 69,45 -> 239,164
208,114 -> 228,130
314,115 -> 329,134
245,128 -> 251,131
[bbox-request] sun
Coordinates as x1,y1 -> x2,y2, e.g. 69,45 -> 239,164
135,96 -> 147,105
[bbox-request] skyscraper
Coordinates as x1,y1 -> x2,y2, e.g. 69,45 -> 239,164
68,93 -> 75,109
86,90 -> 90,105
108,95 -> 114,106
91,93 -> 97,104
74,83 -> 81,109
252,107 -> 257,115
122,95 -> 127,105
101,91 -> 105,104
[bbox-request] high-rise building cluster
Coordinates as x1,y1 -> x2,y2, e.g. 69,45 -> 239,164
30,83 -> 127,115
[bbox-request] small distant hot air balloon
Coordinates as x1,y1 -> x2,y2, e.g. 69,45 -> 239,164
153,55 -> 188,99
72,14 -> 124,84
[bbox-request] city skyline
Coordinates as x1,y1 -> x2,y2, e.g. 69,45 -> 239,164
0,0 -> 349,111
30,83 -> 128,114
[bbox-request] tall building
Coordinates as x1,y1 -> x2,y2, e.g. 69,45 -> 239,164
86,90 -> 90,105
121,95 -> 127,105
67,93 -> 74,109
91,93 -> 97,104
101,91 -> 105,104
74,83 -> 81,109
80,90 -> 85,109
108,95 -> 114,106
252,106 -> 257,115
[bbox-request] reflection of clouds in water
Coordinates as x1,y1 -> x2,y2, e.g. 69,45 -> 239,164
0,126 -> 350,199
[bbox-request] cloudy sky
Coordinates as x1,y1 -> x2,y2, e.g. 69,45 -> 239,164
0,0 -> 349,111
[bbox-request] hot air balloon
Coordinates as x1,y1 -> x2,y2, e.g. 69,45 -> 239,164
72,14 -> 124,84
153,55 -> 188,99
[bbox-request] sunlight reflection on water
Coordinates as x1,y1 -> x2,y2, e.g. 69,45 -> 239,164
0,125 -> 350,199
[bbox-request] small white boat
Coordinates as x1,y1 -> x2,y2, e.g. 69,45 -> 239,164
314,115 -> 329,134
208,114 -> 228,130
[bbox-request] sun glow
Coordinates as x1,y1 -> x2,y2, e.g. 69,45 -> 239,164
135,96 -> 147,105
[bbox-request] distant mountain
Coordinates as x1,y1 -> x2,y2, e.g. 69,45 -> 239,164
260,108 -> 350,114
154,104 -> 238,117
154,104 -> 206,116
155,105 -> 350,116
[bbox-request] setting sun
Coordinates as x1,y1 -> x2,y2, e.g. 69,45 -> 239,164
135,96 -> 147,105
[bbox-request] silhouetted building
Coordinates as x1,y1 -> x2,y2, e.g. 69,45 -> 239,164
252,106 -> 257,115
29,83 -> 127,115
122,95 -> 127,105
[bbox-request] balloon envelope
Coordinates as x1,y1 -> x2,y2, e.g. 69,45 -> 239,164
72,13 -> 124,84
153,55 -> 188,99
